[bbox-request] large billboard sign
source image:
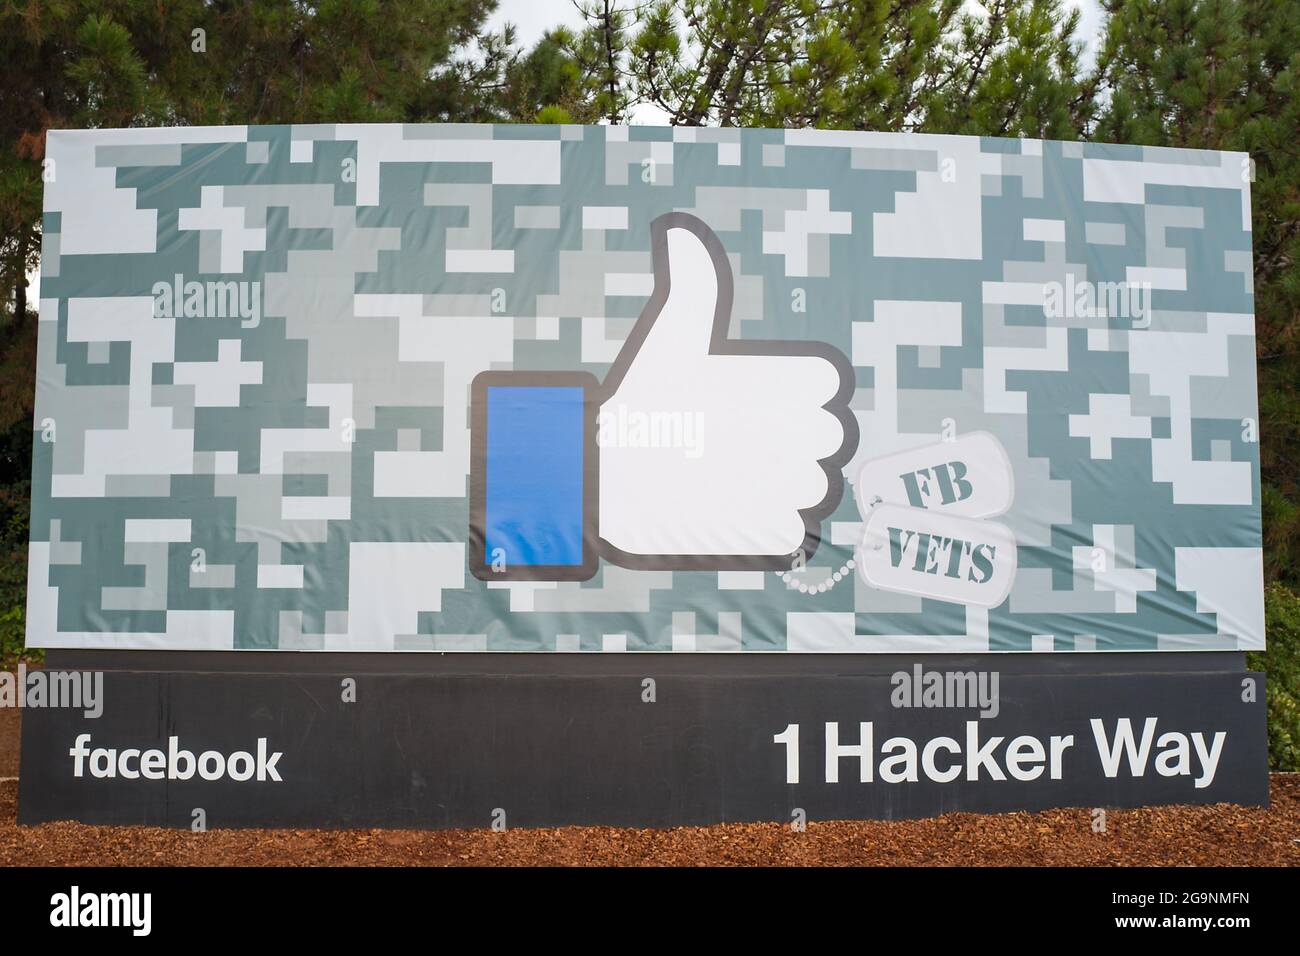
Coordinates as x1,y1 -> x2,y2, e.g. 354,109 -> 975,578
30,124 -> 1262,653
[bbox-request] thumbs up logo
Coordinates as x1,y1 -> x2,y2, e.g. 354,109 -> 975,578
469,212 -> 858,580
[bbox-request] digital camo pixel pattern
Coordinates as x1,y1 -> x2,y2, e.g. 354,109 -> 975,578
29,124 -> 1263,652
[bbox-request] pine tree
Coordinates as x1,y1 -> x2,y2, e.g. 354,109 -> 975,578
623,0 -> 1088,134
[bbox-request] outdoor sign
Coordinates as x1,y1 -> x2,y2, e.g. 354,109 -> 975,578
29,124 -> 1262,654
22,124 -> 1269,828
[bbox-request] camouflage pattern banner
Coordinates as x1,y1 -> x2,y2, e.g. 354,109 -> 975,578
29,124 -> 1263,653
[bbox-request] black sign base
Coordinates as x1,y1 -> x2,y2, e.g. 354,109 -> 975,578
18,651 -> 1268,829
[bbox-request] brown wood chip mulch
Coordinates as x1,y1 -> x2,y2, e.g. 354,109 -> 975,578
2,776 -> 1297,867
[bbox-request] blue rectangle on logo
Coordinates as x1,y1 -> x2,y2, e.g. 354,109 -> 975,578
484,386 -> 585,568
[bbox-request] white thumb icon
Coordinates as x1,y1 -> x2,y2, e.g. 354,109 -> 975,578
596,213 -> 857,568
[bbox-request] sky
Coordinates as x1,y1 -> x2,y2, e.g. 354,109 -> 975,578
487,0 -> 586,44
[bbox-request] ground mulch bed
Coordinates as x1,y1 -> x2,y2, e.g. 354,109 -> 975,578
2,778 -> 1297,867
0,707 -> 18,779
